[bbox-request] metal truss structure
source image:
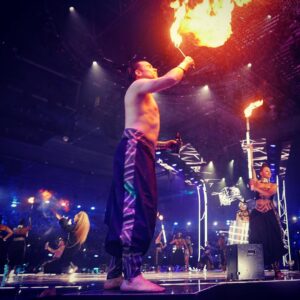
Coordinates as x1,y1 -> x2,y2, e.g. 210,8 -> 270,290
277,142 -> 292,267
241,138 -> 267,172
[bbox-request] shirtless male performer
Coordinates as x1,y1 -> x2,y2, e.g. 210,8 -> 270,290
104,55 -> 194,292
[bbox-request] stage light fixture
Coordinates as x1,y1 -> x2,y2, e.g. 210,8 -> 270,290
187,222 -> 191,226
27,197 -> 35,204
91,206 -> 95,210
77,205 -> 81,209
62,136 -> 69,142
69,7 -> 75,12
92,61 -> 98,66
247,63 -> 252,68
173,222 -> 178,226
213,221 -> 218,226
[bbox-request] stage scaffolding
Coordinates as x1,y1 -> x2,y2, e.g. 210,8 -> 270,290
277,142 -> 292,267
197,182 -> 208,262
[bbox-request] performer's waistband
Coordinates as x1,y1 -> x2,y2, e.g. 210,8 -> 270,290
255,199 -> 273,213
13,237 -> 25,241
123,128 -> 155,151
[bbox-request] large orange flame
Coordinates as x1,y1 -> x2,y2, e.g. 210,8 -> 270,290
170,0 -> 252,48
244,100 -> 264,118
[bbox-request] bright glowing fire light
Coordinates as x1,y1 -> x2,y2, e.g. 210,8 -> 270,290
27,197 -> 35,204
244,99 -> 264,118
40,189 -> 52,202
170,0 -> 252,48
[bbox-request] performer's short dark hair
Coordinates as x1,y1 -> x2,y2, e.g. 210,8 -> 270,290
127,59 -> 142,82
19,218 -> 26,226
260,162 -> 270,171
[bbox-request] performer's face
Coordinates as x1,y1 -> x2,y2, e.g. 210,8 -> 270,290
260,166 -> 271,179
239,203 -> 247,211
135,61 -> 158,79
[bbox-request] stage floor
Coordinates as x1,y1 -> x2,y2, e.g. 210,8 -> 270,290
1,270 -> 300,299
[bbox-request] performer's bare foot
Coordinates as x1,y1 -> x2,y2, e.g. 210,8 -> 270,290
120,274 -> 165,292
103,276 -> 123,290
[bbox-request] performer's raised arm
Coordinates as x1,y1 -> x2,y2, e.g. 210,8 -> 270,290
129,56 -> 194,95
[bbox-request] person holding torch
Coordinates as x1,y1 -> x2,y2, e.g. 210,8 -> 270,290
104,55 -> 194,292
248,149 -> 286,279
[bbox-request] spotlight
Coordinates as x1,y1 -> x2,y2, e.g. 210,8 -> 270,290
77,205 -> 81,209
62,136 -> 69,143
270,144 -> 276,148
267,15 -> 272,19
94,254 -> 99,258
91,206 -> 95,210
172,163 -> 177,167
213,221 -> 218,226
69,6 -> 75,12
187,222 -> 191,226
27,197 -> 35,204
292,216 -> 298,222
247,63 -> 252,68
156,151 -> 161,155
158,215 -> 164,221
203,84 -> 209,91
173,222 -> 178,226
92,61 -> 98,66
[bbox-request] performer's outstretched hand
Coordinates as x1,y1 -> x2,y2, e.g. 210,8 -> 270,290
179,56 -> 195,71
